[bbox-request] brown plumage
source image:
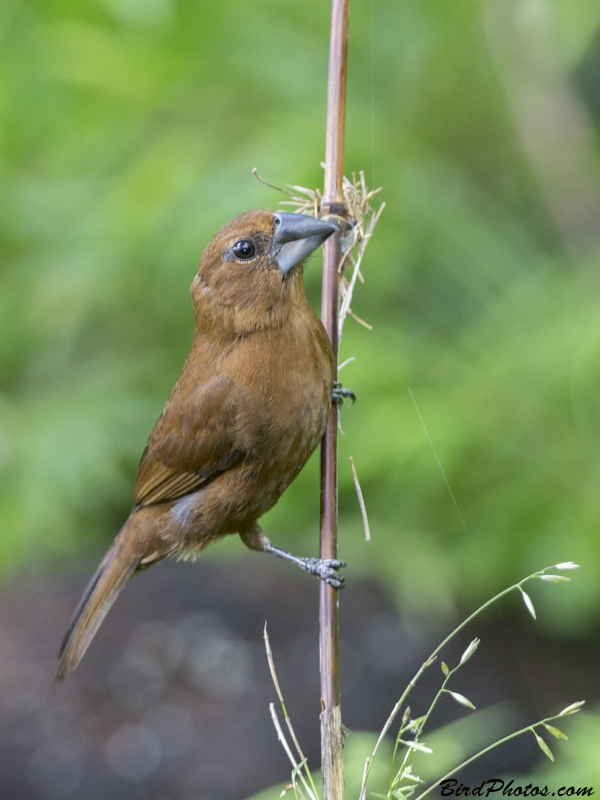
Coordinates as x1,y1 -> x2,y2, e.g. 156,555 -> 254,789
57,209 -> 343,681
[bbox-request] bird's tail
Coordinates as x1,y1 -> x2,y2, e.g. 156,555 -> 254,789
56,524 -> 145,681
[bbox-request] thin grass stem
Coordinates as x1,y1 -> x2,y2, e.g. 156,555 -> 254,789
359,564 -> 575,800
412,711 -> 580,800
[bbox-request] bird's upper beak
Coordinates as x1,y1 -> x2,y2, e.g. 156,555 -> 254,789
271,212 -> 338,275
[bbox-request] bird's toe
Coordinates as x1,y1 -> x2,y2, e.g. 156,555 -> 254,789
332,382 -> 356,406
309,558 -> 345,588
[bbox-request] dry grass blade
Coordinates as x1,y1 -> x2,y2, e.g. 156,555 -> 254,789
252,168 -> 297,198
269,702 -> 299,771
349,456 -> 370,541
264,626 -> 320,800
338,190 -> 385,342
347,309 -> 373,330
268,705 -> 317,800
264,625 -> 309,764
264,623 -> 286,705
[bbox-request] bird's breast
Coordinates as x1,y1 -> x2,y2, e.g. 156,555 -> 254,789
229,310 -> 332,474
172,306 -> 334,535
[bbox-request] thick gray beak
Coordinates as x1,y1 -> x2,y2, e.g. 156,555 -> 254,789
271,212 -> 338,275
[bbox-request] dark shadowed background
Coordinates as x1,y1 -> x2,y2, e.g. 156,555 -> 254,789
1,0 -> 600,797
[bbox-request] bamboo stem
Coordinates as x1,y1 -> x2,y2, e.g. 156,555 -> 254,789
319,1 -> 350,799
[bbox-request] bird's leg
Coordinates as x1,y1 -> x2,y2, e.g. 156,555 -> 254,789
264,544 -> 346,589
332,381 -> 355,406
240,525 -> 345,589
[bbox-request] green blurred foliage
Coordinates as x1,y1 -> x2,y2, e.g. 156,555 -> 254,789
2,0 -> 600,635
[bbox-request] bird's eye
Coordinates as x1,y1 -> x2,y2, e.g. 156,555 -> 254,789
232,239 -> 256,260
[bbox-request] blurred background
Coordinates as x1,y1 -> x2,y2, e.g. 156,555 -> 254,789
1,0 -> 600,797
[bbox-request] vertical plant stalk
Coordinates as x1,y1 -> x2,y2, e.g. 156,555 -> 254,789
319,1 -> 349,799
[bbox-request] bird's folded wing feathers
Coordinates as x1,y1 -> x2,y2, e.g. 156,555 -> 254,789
134,376 -> 249,507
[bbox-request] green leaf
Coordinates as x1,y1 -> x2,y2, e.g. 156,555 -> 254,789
533,731 -> 554,761
399,740 -> 433,754
520,588 -> 536,619
460,638 -> 480,665
558,701 -> 585,716
403,716 -> 426,733
392,786 -> 417,799
543,724 -> 568,740
441,661 -> 449,676
401,767 -> 424,784
446,690 -> 476,709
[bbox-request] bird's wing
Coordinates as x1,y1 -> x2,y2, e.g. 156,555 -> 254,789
133,375 -> 249,507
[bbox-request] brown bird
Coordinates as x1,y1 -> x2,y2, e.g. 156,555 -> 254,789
57,209 -> 344,681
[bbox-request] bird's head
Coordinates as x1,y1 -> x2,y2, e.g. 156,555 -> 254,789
191,209 -> 337,335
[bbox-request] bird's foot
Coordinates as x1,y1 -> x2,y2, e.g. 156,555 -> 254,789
298,557 -> 346,589
261,540 -> 346,589
333,381 -> 356,406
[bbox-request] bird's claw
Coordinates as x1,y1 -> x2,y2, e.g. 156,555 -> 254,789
302,557 -> 346,589
333,382 -> 356,407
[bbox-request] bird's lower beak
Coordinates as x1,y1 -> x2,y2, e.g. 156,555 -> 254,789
271,212 -> 338,275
